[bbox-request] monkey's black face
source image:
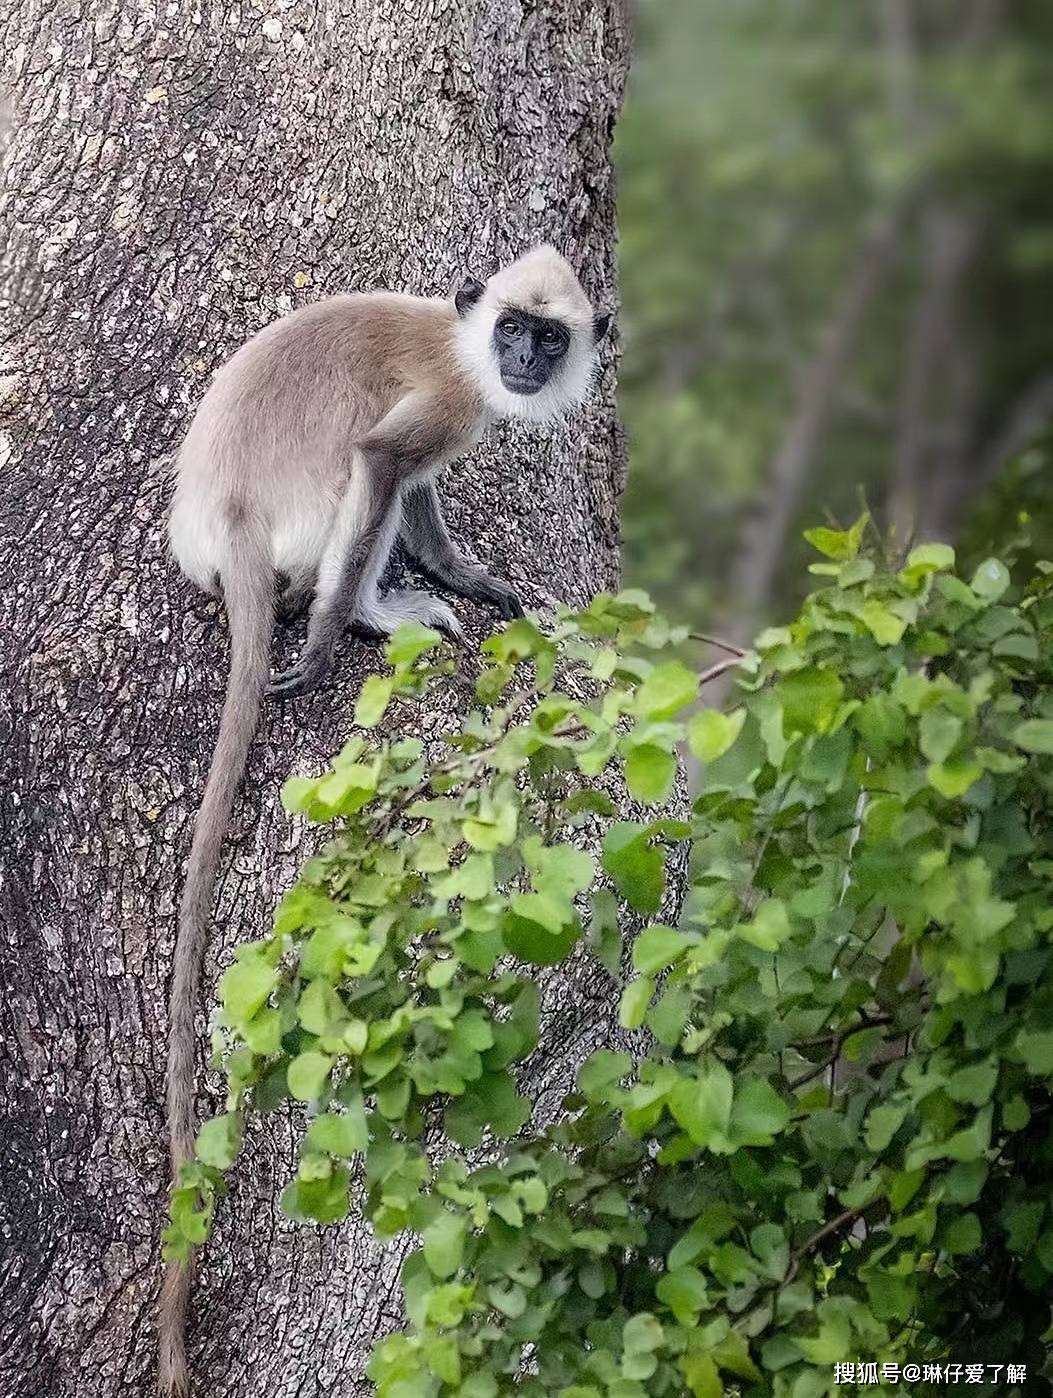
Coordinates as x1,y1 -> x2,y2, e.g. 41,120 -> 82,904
492,309 -> 569,396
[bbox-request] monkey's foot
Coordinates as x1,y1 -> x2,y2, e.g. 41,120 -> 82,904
483,579 -> 525,620
267,650 -> 330,699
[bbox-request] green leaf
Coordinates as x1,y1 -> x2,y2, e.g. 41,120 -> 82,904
298,979 -> 344,1035
688,708 -> 746,763
242,1006 -> 283,1056
736,898 -> 791,951
803,513 -> 868,560
219,955 -> 277,1025
855,692 -> 907,754
503,906 -> 580,965
523,839 -> 595,898
903,542 -> 955,578
632,923 -> 690,974
282,1165 -> 350,1225
314,761 -> 378,814
927,756 -> 982,799
728,1078 -> 790,1145
307,1107 -> 368,1158
919,709 -> 963,763
424,1282 -> 473,1327
862,600 -> 907,647
780,667 -> 844,733
587,888 -> 622,978
943,1160 -> 988,1206
946,1059 -> 998,1106
488,1280 -> 527,1318
656,1266 -> 709,1324
1004,1201 -> 1044,1253
941,1212 -> 982,1255
602,823 -> 665,915
679,1355 -> 723,1398
355,674 -> 394,728
971,557 -> 1010,601
865,1102 -> 908,1153
509,890 -> 573,935
669,1062 -> 733,1147
625,743 -> 677,804
1037,1231 -> 1053,1274
195,1113 -> 242,1169
634,661 -> 699,720
423,1210 -> 468,1279
384,622 -> 442,665
287,1051 -> 334,1103
1017,1029 -> 1053,1075
1013,719 -> 1053,754
623,1312 -> 664,1354
619,977 -> 654,1030
578,1049 -> 632,1097
1003,1095 -> 1031,1131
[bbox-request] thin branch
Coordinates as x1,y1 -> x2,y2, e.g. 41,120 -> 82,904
792,1014 -> 895,1050
698,655 -> 743,688
688,632 -> 746,658
788,1014 -> 898,1091
784,1207 -> 864,1285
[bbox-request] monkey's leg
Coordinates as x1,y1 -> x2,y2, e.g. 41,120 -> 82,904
401,480 -> 525,620
268,481 -> 400,699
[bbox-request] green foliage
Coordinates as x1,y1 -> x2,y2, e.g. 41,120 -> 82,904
166,538 -> 1053,1393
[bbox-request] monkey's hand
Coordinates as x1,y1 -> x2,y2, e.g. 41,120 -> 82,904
268,649 -> 331,700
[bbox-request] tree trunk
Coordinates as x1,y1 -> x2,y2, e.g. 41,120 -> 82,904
0,6 -> 630,1395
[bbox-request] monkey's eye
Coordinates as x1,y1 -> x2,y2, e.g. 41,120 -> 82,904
541,329 -> 567,354
499,319 -> 520,338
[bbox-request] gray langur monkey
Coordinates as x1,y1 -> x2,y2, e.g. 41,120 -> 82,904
159,244 -> 611,1397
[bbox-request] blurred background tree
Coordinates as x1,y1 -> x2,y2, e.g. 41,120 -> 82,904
615,0 -> 1053,640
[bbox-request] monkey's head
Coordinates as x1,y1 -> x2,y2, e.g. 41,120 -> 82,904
454,245 -> 611,423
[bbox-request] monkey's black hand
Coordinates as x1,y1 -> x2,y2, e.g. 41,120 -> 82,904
268,649 -> 331,700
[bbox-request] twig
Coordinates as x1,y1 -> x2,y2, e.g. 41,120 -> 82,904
688,632 -> 746,658
791,1014 -> 895,1050
698,655 -> 743,688
784,1206 -> 864,1285
788,1015 -> 898,1090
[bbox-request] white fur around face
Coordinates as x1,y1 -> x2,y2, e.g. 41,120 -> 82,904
454,246 -> 600,425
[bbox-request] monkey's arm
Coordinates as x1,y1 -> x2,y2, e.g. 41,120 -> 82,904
401,480 -> 524,620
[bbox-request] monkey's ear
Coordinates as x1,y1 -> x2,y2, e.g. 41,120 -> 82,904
593,311 -> 613,343
455,275 -> 486,317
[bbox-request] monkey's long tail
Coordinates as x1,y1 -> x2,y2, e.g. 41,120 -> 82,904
159,522 -> 274,1398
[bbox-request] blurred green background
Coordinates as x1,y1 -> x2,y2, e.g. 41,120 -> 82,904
614,0 -> 1053,639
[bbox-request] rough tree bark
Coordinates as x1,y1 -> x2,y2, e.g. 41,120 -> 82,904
0,4 -> 630,1395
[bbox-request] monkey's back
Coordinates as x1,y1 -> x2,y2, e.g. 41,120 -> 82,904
168,292 -> 475,588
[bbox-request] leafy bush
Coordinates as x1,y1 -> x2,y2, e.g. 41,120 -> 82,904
167,523 -> 1053,1395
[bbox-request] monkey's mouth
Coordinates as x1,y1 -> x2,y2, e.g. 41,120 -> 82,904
501,373 -> 545,396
